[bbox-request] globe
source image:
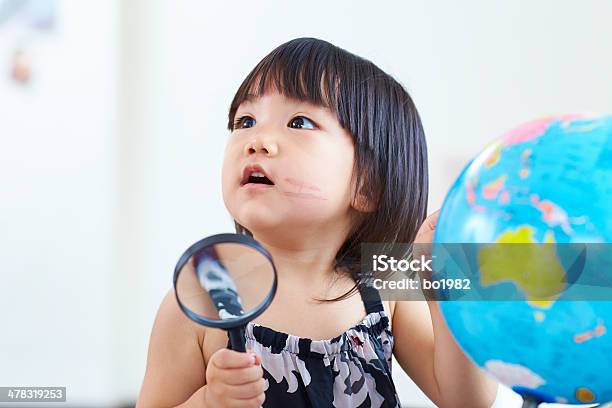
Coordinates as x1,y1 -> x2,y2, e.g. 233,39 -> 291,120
433,114 -> 612,405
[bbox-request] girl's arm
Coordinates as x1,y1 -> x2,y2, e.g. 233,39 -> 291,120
393,299 -> 498,408
136,289 -> 208,408
392,211 -> 499,408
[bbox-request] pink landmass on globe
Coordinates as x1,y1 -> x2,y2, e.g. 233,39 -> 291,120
482,175 -> 506,200
466,179 -> 487,212
499,190 -> 510,205
502,114 -> 589,146
530,194 -> 573,234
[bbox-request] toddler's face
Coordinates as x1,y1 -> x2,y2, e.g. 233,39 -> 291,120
222,91 -> 358,237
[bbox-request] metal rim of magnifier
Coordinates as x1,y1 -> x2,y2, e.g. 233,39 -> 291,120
173,233 -> 278,330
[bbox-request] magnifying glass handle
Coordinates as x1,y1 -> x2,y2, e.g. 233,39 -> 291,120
228,326 -> 246,352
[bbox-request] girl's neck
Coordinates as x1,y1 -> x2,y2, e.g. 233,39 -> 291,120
251,226 -> 349,288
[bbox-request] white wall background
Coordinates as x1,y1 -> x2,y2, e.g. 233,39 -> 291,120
0,0 -> 119,405
1,0 -> 611,407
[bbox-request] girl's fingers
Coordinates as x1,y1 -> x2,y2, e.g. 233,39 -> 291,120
220,364 -> 264,385
417,230 -> 435,244
416,210 -> 440,238
223,378 -> 267,400
212,348 -> 257,370
246,347 -> 261,365
428,209 -> 440,229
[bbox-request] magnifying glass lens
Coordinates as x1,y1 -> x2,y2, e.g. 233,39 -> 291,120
175,242 -> 275,324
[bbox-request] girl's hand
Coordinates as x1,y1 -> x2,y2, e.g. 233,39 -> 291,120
414,210 -> 439,246
204,348 -> 266,408
413,210 -> 440,300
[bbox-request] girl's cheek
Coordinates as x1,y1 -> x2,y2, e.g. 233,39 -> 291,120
282,191 -> 328,201
224,138 -> 240,156
278,176 -> 327,201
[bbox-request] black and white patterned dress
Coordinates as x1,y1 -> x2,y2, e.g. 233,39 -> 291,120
227,284 -> 402,407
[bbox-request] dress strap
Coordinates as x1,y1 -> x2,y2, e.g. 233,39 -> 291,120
358,281 -> 384,314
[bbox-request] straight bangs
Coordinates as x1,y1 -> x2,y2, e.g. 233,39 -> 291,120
227,38 -> 343,131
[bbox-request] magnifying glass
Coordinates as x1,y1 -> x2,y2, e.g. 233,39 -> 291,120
173,233 -> 278,352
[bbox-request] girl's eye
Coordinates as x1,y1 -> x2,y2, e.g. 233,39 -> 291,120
233,116 -> 256,129
289,116 -> 316,130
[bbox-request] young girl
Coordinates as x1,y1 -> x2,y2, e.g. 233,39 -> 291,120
137,38 -> 499,408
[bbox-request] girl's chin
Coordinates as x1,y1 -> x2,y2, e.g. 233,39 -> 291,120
237,218 -> 311,235
232,205 -> 336,232
233,212 -> 281,230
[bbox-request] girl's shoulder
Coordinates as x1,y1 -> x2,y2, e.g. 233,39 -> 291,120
138,289 -> 207,406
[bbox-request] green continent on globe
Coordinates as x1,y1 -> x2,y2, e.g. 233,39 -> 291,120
479,226 -> 565,309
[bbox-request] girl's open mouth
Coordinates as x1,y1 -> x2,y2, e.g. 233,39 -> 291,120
242,182 -> 275,189
243,172 -> 274,186
241,164 -> 276,188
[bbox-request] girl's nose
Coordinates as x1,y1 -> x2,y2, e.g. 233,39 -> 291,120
244,138 -> 278,157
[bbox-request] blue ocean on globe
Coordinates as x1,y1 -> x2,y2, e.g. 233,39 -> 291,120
433,114 -> 612,405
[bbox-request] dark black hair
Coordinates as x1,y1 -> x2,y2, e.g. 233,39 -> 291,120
227,37 -> 428,302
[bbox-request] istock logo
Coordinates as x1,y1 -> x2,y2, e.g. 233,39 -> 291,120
372,254 -> 433,273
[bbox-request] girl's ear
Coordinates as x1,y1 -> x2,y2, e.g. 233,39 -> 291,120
352,192 -> 377,213
350,176 -> 377,213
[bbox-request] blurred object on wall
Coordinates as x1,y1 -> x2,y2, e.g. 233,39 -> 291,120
0,0 -> 56,28
0,0 -> 57,86
10,47 -> 29,83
